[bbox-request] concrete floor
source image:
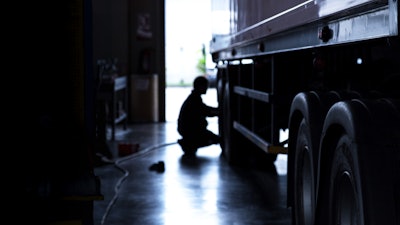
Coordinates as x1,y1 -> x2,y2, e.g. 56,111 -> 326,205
93,87 -> 292,225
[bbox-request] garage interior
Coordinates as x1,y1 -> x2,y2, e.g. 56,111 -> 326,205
14,1 -> 291,225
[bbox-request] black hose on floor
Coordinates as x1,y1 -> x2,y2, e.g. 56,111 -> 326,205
100,141 -> 177,225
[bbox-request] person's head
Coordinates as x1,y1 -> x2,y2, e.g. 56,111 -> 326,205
193,76 -> 209,94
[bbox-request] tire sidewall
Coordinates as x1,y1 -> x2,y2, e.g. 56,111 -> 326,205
293,119 -> 316,225
327,134 -> 364,225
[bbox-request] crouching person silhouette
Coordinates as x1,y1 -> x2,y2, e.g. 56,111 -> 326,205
177,76 -> 220,156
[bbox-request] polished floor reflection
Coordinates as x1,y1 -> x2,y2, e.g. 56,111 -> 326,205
93,122 -> 291,225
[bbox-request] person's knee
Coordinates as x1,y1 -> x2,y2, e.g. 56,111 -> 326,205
209,132 -> 220,144
213,136 -> 220,144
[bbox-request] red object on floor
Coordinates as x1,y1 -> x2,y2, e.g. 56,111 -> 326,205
118,143 -> 140,156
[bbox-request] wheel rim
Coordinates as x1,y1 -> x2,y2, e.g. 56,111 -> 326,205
294,119 -> 315,225
295,145 -> 314,225
331,136 -> 360,225
299,146 -> 313,225
334,171 -> 358,225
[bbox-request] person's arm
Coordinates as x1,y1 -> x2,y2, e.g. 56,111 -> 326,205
205,105 -> 219,117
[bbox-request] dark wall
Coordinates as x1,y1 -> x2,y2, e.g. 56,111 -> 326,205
92,0 -> 130,74
14,1 -> 97,224
12,1 -> 165,223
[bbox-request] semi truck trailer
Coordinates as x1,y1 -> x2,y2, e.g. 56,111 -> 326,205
209,0 -> 399,224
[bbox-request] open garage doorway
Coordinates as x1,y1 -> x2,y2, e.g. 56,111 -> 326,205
164,0 -> 217,122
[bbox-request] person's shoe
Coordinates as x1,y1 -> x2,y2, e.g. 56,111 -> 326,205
178,139 -> 197,155
178,139 -> 188,151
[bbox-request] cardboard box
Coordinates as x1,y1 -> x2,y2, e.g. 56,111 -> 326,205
130,74 -> 159,122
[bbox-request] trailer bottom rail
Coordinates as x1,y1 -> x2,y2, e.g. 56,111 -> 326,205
233,121 -> 288,154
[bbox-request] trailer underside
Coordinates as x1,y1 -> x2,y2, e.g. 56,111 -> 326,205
211,1 -> 399,224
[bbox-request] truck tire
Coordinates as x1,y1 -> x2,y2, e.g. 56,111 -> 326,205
316,98 -> 400,225
289,91 -> 360,225
327,133 -> 364,225
293,119 -> 315,225
289,92 -> 323,225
